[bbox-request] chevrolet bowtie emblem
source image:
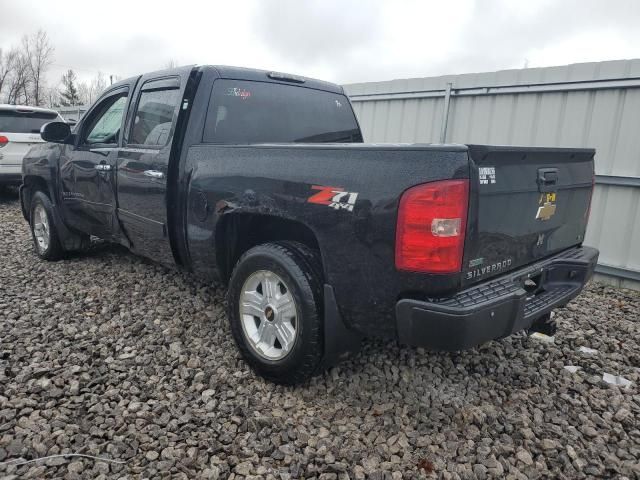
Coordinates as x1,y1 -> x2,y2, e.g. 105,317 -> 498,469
536,201 -> 556,221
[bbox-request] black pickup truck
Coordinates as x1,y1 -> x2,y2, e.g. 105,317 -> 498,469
21,65 -> 598,384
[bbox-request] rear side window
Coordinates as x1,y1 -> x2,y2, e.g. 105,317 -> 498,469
129,88 -> 180,146
0,111 -> 60,133
204,80 -> 362,144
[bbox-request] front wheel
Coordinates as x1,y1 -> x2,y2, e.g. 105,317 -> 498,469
30,191 -> 64,261
227,242 -> 324,384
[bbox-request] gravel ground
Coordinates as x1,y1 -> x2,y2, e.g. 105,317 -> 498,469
1,188 -> 639,480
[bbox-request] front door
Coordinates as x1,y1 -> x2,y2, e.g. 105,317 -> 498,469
116,68 -> 191,265
60,88 -> 129,238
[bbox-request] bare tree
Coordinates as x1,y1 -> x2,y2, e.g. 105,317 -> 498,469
5,47 -> 32,105
23,30 -> 55,106
1,30 -> 110,107
43,85 -> 61,108
0,49 -> 13,98
77,72 -> 108,106
164,59 -> 178,69
1,48 -> 17,103
77,81 -> 91,106
90,72 -> 107,99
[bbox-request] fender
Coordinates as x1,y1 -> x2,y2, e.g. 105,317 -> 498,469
22,143 -> 86,252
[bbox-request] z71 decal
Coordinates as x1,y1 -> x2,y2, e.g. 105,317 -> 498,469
307,185 -> 359,212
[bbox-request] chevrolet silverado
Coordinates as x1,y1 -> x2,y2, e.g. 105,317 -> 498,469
20,65 -> 598,384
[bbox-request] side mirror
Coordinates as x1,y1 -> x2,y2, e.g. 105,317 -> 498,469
41,121 -> 72,144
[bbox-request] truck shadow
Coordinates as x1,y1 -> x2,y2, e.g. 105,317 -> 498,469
0,186 -> 20,203
304,331 -> 551,403
63,241 -> 130,260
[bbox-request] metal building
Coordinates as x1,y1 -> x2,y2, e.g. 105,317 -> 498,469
344,59 -> 640,290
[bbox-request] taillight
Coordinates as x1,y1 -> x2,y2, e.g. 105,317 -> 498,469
395,179 -> 469,273
0,135 -> 8,148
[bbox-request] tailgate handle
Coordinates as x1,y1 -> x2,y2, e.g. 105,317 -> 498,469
537,168 -> 558,192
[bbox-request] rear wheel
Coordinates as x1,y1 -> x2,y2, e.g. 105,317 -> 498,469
227,242 -> 324,384
30,191 -> 64,261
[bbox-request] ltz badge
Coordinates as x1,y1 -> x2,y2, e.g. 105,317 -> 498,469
536,192 -> 557,221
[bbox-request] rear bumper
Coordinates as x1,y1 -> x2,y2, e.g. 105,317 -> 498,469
0,161 -> 22,184
396,246 -> 599,350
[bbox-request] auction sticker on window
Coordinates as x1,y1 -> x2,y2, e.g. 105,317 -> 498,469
226,87 -> 251,100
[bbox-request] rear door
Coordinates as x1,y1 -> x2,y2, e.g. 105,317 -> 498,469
0,109 -> 58,181
116,67 -> 192,265
463,145 -> 594,286
60,86 -> 130,238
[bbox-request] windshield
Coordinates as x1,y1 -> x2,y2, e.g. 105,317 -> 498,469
204,79 -> 362,144
0,111 -> 60,134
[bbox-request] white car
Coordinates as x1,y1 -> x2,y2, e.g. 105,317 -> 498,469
0,104 -> 65,185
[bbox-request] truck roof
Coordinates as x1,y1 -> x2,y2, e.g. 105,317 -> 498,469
208,65 -> 344,94
111,65 -> 344,95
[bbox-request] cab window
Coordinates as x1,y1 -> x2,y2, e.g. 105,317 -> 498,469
204,79 -> 362,144
83,93 -> 128,145
128,87 -> 180,147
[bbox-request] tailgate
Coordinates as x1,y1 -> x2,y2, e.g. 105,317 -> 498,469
462,145 -> 594,286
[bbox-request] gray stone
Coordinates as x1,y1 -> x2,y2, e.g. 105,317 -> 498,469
516,450 -> 534,466
146,450 -> 159,461
0,192 -> 637,480
67,460 -> 84,474
235,461 -> 253,475
614,408 -> 631,422
473,464 -> 488,480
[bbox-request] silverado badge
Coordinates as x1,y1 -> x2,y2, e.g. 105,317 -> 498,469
536,192 -> 557,221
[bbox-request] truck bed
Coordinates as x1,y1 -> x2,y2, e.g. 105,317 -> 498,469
178,142 -> 594,338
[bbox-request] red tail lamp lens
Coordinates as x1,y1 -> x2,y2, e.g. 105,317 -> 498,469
395,179 -> 469,273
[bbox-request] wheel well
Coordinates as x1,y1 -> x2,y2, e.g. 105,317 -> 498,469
21,176 -> 50,220
216,213 -> 322,283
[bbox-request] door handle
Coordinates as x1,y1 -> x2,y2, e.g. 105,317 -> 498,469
144,170 -> 165,179
95,164 -> 112,171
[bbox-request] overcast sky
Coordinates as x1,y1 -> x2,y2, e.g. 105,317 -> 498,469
2,0 -> 640,88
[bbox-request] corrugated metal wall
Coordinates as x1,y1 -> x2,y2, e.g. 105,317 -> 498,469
344,59 -> 640,289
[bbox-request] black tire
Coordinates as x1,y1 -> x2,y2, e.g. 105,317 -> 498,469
29,191 -> 64,261
227,241 -> 324,384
